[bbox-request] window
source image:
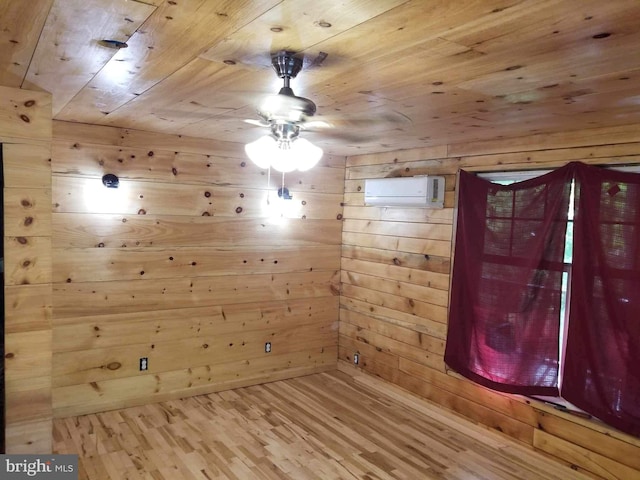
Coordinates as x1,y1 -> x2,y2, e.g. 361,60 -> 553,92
445,166 -> 573,396
445,162 -> 640,437
480,170 -> 574,405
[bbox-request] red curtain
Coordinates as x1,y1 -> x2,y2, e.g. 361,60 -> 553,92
445,165 -> 573,395
563,163 -> 640,436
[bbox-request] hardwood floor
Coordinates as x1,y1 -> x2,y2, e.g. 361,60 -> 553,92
53,369 -> 594,480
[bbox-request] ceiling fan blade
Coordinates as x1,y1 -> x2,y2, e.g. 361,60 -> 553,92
301,119 -> 333,129
302,111 -> 413,132
304,128 -> 372,144
244,118 -> 270,127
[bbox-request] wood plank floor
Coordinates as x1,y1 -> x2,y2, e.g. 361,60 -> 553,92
53,369 -> 594,480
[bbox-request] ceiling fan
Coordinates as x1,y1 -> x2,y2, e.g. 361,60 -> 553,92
244,50 -> 328,172
244,50 -> 412,172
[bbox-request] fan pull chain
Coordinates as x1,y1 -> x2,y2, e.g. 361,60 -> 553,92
266,166 -> 272,205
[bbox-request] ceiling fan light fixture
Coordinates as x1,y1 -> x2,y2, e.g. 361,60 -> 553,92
245,51 -> 322,173
245,134 -> 323,173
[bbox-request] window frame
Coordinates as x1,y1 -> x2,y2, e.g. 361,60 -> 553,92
475,164 -> 640,413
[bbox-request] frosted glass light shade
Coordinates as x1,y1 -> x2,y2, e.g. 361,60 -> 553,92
245,135 -> 277,169
293,138 -> 323,171
270,147 -> 298,173
244,135 -> 323,172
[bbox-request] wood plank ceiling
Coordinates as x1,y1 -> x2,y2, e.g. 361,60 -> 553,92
2,0 -> 640,156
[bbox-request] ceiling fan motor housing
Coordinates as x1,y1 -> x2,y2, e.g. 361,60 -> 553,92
271,51 -> 303,79
259,51 -> 317,121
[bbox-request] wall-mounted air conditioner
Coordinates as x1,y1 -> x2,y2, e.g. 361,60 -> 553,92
364,176 -> 445,208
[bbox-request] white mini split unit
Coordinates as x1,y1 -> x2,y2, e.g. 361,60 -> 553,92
364,176 -> 445,208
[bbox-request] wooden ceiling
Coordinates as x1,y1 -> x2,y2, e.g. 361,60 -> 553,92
2,0 -> 640,156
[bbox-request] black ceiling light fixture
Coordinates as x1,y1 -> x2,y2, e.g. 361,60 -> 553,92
102,174 -> 119,188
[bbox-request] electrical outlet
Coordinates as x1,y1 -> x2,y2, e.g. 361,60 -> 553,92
265,342 -> 272,353
139,357 -> 148,371
353,352 -> 359,365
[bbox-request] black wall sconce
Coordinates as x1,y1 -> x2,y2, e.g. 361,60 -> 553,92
102,174 -> 119,188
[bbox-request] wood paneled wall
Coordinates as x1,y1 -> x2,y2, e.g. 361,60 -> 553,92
339,123 -> 640,480
51,121 -> 343,417
1,85 -> 53,453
